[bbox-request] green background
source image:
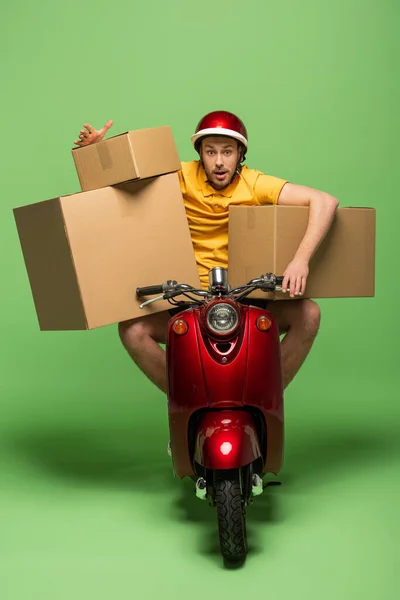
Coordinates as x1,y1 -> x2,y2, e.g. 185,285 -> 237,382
1,0 -> 399,596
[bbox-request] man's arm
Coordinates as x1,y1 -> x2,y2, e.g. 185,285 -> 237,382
277,183 -> 339,297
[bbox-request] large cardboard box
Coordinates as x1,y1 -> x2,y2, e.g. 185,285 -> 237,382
14,173 -> 201,330
72,126 -> 181,192
228,206 -> 376,299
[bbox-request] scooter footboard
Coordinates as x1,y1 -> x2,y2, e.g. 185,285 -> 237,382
193,410 -> 262,470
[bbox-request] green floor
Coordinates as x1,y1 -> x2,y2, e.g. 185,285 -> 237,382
1,324 -> 399,598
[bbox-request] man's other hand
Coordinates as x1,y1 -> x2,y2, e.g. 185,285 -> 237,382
282,257 -> 309,298
73,120 -> 113,147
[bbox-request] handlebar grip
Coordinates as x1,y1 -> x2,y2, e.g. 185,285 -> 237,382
276,276 -> 284,285
136,285 -> 164,298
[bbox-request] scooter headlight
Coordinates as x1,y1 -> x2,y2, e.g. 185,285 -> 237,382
206,303 -> 239,335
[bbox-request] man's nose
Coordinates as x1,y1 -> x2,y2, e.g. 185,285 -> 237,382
215,153 -> 224,166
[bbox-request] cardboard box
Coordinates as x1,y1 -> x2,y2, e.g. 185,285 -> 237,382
228,206 -> 376,299
72,126 -> 181,191
14,173 -> 201,330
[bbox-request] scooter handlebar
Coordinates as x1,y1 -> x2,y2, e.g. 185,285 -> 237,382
136,285 -> 164,298
136,274 -> 286,305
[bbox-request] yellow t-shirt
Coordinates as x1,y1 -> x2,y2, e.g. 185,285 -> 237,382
178,160 -> 288,289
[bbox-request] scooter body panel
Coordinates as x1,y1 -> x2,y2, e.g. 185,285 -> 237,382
167,303 -> 284,479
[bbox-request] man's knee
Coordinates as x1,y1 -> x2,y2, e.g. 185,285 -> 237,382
301,299 -> 321,337
118,318 -> 146,349
118,313 -> 168,349
270,298 -> 321,337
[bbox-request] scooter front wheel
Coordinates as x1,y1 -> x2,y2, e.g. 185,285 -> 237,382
215,475 -> 247,566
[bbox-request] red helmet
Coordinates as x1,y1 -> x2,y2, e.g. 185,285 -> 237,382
191,110 -> 248,152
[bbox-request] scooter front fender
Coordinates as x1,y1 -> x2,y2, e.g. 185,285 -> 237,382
194,410 -> 262,470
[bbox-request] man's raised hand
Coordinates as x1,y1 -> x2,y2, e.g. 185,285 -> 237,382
73,120 -> 113,147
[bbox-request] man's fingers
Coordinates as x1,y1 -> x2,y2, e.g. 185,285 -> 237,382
292,276 -> 299,296
295,276 -> 302,296
78,135 -> 90,146
301,277 -> 307,294
289,276 -> 296,297
289,275 -> 302,297
83,123 -> 95,133
100,120 -> 114,135
293,276 -> 307,296
282,275 -> 289,293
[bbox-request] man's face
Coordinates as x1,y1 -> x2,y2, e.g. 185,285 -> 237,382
200,136 -> 241,190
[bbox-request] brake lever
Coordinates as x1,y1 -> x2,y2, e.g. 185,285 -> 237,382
139,289 -> 208,310
139,294 -> 165,309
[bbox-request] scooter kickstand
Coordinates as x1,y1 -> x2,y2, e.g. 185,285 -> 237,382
262,480 -> 282,489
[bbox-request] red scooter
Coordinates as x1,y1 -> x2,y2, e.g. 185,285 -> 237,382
136,267 -> 286,566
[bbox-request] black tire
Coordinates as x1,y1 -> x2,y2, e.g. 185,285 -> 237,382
215,476 -> 247,566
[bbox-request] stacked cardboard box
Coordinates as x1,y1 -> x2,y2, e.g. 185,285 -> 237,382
13,127 -> 201,330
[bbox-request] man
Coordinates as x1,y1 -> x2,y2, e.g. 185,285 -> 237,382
74,111 -> 338,394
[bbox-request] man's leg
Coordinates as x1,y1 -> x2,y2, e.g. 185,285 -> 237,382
268,299 -> 321,389
118,311 -> 171,393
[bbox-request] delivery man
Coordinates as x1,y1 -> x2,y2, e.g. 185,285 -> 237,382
74,111 -> 338,398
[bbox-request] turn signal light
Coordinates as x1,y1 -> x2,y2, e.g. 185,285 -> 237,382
173,319 -> 188,335
256,315 -> 271,331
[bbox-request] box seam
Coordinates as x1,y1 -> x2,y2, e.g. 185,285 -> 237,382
59,201 -> 89,329
126,133 -> 140,178
273,206 -> 278,300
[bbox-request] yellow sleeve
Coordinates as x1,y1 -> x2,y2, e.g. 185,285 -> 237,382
178,161 -> 195,195
254,174 -> 289,205
177,167 -> 186,194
